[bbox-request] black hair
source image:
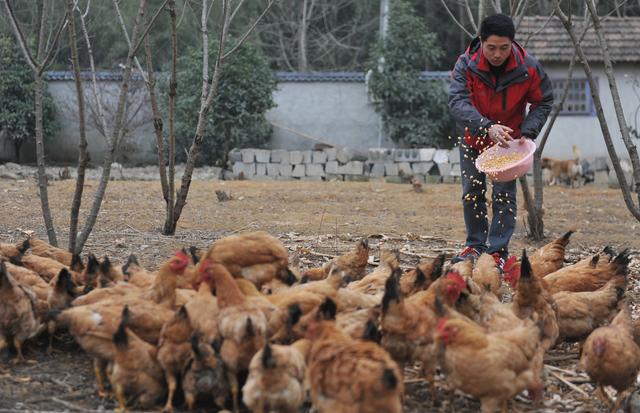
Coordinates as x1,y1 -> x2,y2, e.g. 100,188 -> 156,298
479,14 -> 515,41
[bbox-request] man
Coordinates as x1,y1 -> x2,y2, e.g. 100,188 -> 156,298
449,14 -> 553,268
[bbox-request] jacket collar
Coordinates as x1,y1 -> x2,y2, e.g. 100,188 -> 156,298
466,37 -> 528,90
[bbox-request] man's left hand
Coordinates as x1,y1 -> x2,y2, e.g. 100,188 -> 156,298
518,136 -> 531,145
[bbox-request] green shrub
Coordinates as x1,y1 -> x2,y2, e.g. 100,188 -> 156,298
0,36 -> 58,162
368,0 -> 452,148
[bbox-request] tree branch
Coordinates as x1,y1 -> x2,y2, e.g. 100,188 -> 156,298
439,0 -> 473,39
131,0 -> 170,57
112,0 -> 148,83
2,0 -> 38,72
223,0 -> 275,60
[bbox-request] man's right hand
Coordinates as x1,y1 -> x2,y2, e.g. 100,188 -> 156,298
488,124 -> 514,148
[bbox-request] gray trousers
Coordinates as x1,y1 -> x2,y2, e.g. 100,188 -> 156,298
459,143 -> 517,257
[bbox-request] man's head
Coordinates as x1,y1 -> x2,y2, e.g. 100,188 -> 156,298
480,14 -> 515,67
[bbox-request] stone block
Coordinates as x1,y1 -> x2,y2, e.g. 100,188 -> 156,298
594,170 -> 609,185
412,174 -> 426,183
608,169 -> 634,190
433,149 -> 449,164
417,148 -> 436,162
266,163 -> 280,176
241,149 -> 255,163
312,151 -> 328,164
345,174 -> 370,182
337,147 -> 367,164
290,151 -> 303,165
252,175 -> 274,181
338,161 -> 364,175
442,175 -> 456,184
291,164 -> 306,178
254,149 -> 271,163
397,162 -> 412,176
255,163 -> 267,176
325,161 -> 339,174
326,173 -> 344,181
278,164 -> 293,177
368,148 -> 395,162
395,149 -> 419,162
385,162 -> 399,176
433,162 -> 451,176
301,176 -> 323,181
425,175 -> 442,184
450,163 -> 461,177
271,149 -> 288,163
592,156 -> 609,171
306,164 -> 325,177
301,150 -> 313,164
323,148 -> 337,161
228,149 -> 242,163
369,163 -> 385,177
385,176 -> 403,184
232,162 -> 255,177
411,162 -> 434,175
449,148 -> 461,163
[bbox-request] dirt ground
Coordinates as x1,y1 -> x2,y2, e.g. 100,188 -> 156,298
1,177 -> 639,412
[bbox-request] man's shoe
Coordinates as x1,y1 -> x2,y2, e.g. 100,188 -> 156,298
491,252 -> 506,271
451,246 -> 482,264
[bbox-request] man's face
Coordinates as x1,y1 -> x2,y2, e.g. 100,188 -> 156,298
482,35 -> 512,67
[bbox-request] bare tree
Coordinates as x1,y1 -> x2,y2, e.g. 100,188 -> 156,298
72,0 -> 150,252
2,0 -> 68,246
66,0 -> 89,252
556,1 -> 640,221
162,0 -> 276,235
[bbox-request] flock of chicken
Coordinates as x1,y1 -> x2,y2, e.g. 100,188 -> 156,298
0,230 -> 637,413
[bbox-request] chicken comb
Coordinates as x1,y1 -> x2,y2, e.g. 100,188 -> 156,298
445,271 -> 466,291
175,249 -> 190,263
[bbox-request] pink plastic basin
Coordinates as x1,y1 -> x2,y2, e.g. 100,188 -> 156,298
475,139 -> 536,182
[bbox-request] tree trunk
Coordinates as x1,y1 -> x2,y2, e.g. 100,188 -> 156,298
34,0 -> 57,246
34,73 -> 58,246
298,0 -> 309,72
164,0 -> 177,235
13,140 -> 21,164
143,35 -> 169,205
556,5 -> 640,221
586,0 -> 640,199
66,0 -> 89,253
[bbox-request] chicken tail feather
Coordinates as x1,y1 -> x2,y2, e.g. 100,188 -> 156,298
113,306 -> 130,349
362,319 -> 381,343
382,368 -> 398,390
261,343 -> 276,368
56,268 -> 77,298
431,254 -> 446,280
613,249 -> 631,275
382,274 -> 401,315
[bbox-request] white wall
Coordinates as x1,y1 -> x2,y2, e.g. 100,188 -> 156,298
266,81 -> 393,150
540,62 -> 640,160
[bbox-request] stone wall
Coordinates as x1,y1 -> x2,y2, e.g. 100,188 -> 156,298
228,147 -> 462,183
228,147 -> 636,190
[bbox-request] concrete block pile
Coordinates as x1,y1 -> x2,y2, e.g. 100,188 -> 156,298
228,148 -> 636,190
228,147 -> 462,183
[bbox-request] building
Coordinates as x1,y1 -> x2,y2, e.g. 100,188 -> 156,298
518,16 -> 640,160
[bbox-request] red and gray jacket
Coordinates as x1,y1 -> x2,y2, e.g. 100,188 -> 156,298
448,37 -> 554,151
